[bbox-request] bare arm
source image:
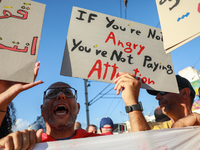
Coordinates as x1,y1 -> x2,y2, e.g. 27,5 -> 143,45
114,72 -> 150,132
0,62 -> 43,125
172,112 -> 200,128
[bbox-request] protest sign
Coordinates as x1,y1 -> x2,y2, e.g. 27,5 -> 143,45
155,0 -> 200,53
0,0 -> 45,83
61,6 -> 178,93
33,126 -> 200,150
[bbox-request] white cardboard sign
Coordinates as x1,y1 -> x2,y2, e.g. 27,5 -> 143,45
0,0 -> 45,83
61,6 -> 178,93
33,126 -> 200,150
155,0 -> 200,53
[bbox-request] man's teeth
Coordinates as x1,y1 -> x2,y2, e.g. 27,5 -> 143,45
56,112 -> 66,115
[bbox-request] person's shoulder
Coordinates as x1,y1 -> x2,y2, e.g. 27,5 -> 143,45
148,120 -> 172,130
101,132 -> 113,135
72,129 -> 102,139
41,133 -> 56,143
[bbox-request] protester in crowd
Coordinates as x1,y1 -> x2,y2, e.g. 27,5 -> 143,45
114,72 -> 195,131
0,62 -> 43,149
86,124 -> 97,134
154,106 -> 170,122
74,121 -> 82,130
41,82 -> 102,142
99,117 -> 114,135
172,112 -> 200,128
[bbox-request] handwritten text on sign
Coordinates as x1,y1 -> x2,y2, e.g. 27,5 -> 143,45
156,0 -> 200,52
0,0 -> 45,83
61,7 -> 178,93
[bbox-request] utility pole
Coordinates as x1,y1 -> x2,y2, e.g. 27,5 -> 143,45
124,0 -> 128,19
84,79 -> 90,127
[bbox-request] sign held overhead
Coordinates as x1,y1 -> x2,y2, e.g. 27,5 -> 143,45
61,6 -> 178,93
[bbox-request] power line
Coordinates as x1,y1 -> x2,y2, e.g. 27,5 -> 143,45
89,87 -> 114,105
109,99 -> 121,116
156,22 -> 160,28
193,56 -> 200,68
105,97 -> 116,116
120,0 -> 122,18
88,83 -> 111,104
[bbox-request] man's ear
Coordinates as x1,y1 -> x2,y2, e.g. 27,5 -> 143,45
77,103 -> 80,114
100,127 -> 102,133
182,88 -> 190,99
40,105 -> 43,116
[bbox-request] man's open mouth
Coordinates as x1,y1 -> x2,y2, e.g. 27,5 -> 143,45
54,105 -> 68,115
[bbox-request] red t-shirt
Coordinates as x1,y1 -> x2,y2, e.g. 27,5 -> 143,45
41,129 -> 102,142
101,132 -> 113,135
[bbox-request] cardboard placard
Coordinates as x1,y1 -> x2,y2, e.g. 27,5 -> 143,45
0,0 -> 45,83
155,0 -> 200,53
33,126 -> 200,150
61,6 -> 178,93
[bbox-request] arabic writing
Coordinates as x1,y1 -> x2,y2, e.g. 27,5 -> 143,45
0,37 -> 38,55
0,9 -> 28,19
0,44 -> 28,52
31,37 -> 38,55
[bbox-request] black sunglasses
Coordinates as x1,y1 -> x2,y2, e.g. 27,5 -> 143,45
158,91 -> 168,96
44,87 -> 77,99
158,87 -> 184,96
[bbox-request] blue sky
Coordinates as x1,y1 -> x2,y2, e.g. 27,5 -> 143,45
12,0 -> 200,130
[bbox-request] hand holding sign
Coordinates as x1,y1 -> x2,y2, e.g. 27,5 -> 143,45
114,72 -> 141,106
0,62 -> 43,126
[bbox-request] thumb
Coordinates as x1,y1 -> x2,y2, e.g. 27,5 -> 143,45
36,129 -> 43,143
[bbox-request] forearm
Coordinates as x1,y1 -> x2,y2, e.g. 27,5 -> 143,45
0,111 -> 6,126
0,86 -> 20,111
128,110 -> 151,132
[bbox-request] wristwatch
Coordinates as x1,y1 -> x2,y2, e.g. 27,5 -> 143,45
125,101 -> 143,113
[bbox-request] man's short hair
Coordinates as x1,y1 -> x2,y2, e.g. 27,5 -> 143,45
86,124 -> 97,132
74,122 -> 81,129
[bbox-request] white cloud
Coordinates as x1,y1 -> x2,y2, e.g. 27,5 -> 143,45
12,118 -> 30,131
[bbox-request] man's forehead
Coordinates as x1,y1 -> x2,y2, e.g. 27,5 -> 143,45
48,82 -> 71,89
89,126 -> 96,130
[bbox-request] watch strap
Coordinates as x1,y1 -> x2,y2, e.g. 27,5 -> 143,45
125,101 -> 143,113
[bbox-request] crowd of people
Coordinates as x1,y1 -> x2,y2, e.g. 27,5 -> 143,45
0,63 -> 200,149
